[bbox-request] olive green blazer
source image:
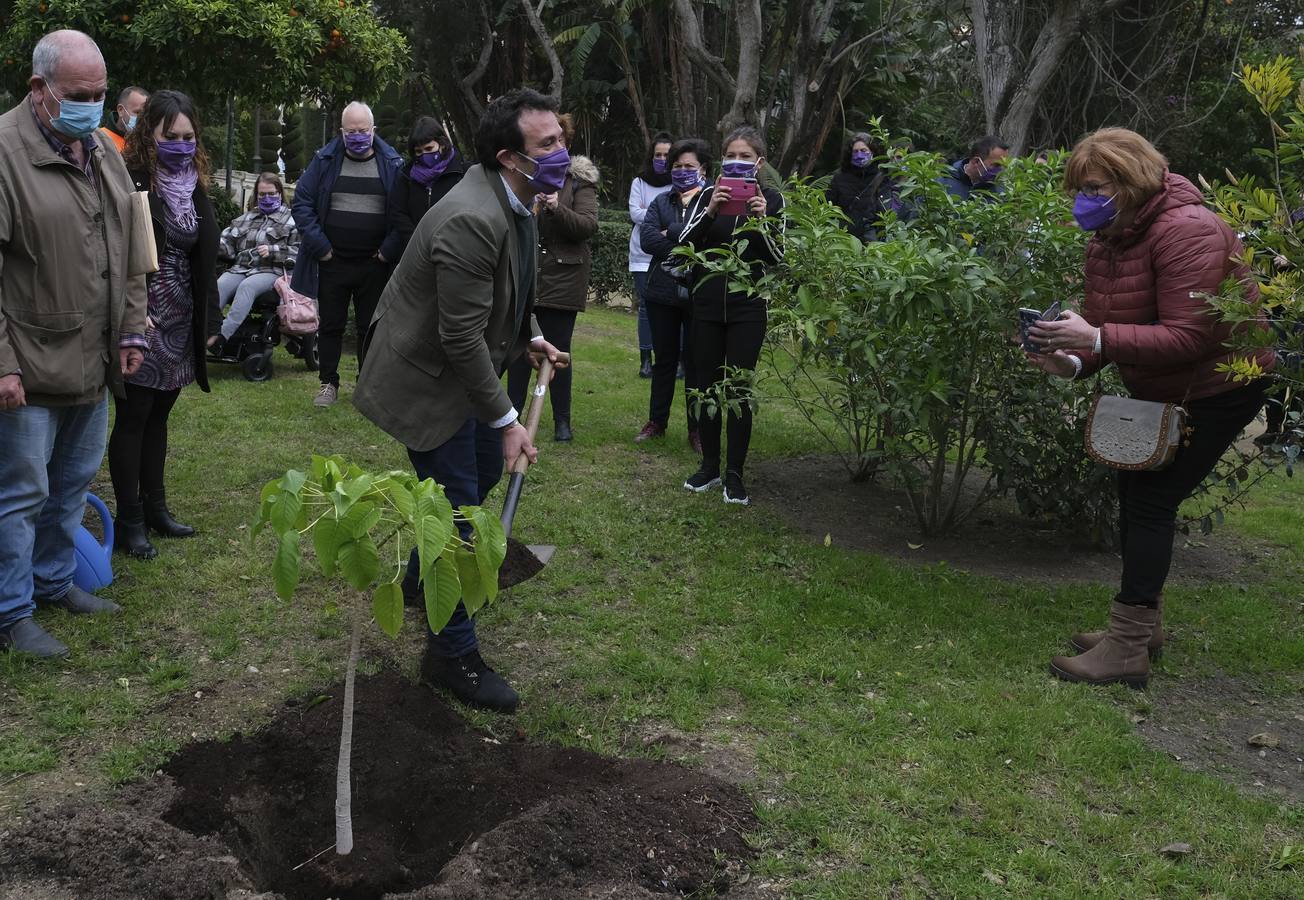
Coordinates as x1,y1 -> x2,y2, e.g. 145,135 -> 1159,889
353,164 -> 538,452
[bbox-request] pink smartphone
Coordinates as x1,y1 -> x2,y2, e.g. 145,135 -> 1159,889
716,176 -> 759,217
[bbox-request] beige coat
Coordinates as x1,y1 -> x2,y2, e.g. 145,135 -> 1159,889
353,165 -> 539,452
0,96 -> 148,406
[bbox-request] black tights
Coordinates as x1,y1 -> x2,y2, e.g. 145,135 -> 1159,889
692,317 -> 765,475
109,383 -> 181,510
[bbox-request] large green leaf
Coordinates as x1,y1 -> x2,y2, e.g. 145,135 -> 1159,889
339,499 -> 381,539
270,490 -> 303,536
454,547 -> 487,617
338,537 -> 380,591
311,516 -> 345,578
388,481 -> 415,520
273,531 -> 301,601
416,514 -> 454,580
372,581 -> 404,639
464,506 -> 506,604
424,555 -> 461,634
415,481 -> 454,524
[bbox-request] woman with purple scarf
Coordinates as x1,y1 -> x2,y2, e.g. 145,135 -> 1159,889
386,115 -> 465,262
110,89 -> 220,560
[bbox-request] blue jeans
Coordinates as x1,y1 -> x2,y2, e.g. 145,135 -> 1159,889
404,418 -> 504,657
632,271 -> 653,352
0,397 -> 109,628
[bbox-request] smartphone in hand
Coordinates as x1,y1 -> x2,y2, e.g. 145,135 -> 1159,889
1018,300 -> 1062,353
716,176 -> 759,217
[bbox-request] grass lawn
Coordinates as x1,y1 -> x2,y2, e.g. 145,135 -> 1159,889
2,305 -> 1301,897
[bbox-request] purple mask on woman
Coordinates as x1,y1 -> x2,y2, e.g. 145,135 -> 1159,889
652,158 -> 668,174
343,131 -> 374,156
156,139 -> 196,173
518,146 -> 571,194
1073,193 -> 1117,231
721,159 -> 757,178
851,150 -> 871,168
671,168 -> 702,192
257,195 -> 281,214
411,150 -> 452,187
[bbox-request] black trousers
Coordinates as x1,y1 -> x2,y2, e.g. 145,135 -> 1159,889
108,383 -> 181,510
645,300 -> 698,431
506,307 -> 577,425
1117,380 -> 1267,606
693,316 -> 765,474
317,256 -> 388,387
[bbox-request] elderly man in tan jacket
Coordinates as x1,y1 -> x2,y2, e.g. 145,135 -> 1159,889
0,30 -> 149,659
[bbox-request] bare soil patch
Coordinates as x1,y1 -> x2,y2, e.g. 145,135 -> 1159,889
752,455 -> 1282,586
1136,674 -> 1304,800
0,673 -> 755,900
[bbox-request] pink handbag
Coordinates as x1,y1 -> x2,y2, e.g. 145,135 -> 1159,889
274,271 -> 318,336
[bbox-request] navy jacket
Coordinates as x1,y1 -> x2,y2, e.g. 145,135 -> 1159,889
938,159 -> 1002,202
639,190 -> 698,308
290,134 -> 404,298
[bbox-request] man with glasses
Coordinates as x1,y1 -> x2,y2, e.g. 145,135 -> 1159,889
291,101 -> 403,407
0,30 -> 147,658
940,134 -> 1010,201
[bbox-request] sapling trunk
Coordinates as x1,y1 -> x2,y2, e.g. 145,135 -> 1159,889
335,605 -> 362,855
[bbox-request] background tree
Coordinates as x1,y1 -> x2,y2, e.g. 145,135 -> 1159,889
281,105 -> 306,182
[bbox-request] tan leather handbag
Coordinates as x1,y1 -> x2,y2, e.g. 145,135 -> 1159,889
1085,394 -> 1188,470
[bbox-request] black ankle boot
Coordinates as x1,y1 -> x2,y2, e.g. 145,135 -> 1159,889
554,418 -> 573,442
114,502 -> 158,560
143,490 -> 195,537
638,349 -> 653,378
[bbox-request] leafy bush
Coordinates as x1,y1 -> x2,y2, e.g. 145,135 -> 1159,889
685,130 -> 1117,539
208,181 -> 243,231
589,216 -> 633,306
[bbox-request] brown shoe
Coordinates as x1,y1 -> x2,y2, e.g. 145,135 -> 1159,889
1071,594 -> 1165,659
634,421 -> 666,442
1050,601 -> 1157,689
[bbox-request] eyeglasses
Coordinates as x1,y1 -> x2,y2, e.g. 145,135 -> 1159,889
1078,183 -> 1114,198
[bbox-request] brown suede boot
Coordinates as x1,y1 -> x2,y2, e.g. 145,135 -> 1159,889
1070,594 -> 1165,659
1050,601 -> 1157,689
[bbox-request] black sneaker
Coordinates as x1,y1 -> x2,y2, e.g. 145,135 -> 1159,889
723,470 -> 750,506
421,646 -> 520,713
683,464 -> 721,492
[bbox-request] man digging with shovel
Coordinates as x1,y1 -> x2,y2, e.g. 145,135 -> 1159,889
354,88 -> 566,713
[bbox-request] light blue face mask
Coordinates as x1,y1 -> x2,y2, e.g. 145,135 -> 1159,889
125,114 -> 138,132
42,85 -> 104,139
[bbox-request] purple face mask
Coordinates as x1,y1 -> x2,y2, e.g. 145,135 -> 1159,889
343,130 -> 374,156
652,158 -> 668,174
721,159 -> 756,178
517,146 -> 571,194
851,150 -> 871,168
411,150 -> 452,187
257,194 -> 281,214
156,139 -> 196,173
1073,193 -> 1118,231
671,168 -> 702,192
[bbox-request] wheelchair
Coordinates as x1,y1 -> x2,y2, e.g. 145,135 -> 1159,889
209,288 -> 319,382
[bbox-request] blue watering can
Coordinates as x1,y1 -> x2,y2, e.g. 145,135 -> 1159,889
73,493 -> 114,593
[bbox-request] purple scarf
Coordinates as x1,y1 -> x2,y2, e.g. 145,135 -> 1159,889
154,164 -> 198,230
410,151 -> 452,188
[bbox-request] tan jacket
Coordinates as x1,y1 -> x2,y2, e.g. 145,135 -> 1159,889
354,165 -> 538,452
0,96 -> 148,406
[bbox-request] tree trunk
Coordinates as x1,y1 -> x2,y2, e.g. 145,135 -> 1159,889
671,0 -> 763,135
334,607 -> 362,855
521,0 -> 564,100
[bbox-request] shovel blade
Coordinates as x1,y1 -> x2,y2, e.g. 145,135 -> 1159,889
526,544 -> 556,566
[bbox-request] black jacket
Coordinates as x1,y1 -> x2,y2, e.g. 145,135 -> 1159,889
386,150 -> 466,263
128,168 -> 220,392
678,185 -> 785,322
638,189 -> 699,308
826,166 -> 890,240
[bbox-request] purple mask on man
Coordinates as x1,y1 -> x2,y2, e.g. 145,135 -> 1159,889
343,131 -> 374,156
517,146 -> 570,194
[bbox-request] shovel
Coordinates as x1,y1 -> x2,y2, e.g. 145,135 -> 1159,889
499,350 -> 570,581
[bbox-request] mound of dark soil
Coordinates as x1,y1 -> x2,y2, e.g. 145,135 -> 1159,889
0,673 -> 754,900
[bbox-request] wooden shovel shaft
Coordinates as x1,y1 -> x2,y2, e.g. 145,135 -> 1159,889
501,350 -> 570,536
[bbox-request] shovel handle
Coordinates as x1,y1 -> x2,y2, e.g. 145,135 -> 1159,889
509,350 -> 571,475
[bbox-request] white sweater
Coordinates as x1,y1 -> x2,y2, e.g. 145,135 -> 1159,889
627,176 -> 673,272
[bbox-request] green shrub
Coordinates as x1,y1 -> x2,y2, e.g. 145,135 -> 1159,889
590,216 -> 632,306
684,130 -> 1117,539
208,181 -> 244,231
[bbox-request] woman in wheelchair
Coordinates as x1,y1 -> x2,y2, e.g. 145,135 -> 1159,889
207,173 -> 300,357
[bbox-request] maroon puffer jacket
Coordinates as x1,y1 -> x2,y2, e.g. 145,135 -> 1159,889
1075,172 -> 1274,403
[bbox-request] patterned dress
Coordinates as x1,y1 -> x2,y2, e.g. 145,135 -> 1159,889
129,212 -> 198,391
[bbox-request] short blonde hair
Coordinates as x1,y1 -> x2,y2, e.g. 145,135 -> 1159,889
1064,127 -> 1167,211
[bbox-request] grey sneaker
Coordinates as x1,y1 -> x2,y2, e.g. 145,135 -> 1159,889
313,383 -> 338,407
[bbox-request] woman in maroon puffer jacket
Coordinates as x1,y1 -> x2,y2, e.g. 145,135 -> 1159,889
1028,127 -> 1274,689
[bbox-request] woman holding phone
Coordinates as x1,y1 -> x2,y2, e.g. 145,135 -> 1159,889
677,126 -> 784,505
1026,127 -> 1273,688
